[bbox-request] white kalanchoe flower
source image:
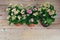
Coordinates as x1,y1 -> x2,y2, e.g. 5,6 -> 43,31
7,15 -> 10,19
21,9 -> 25,14
11,13 -> 13,15
47,9 -> 50,12
20,4 -> 23,7
18,16 -> 21,20
52,10 -> 55,14
43,3 -> 47,7
12,8 -> 20,15
12,8 -> 16,12
47,4 -> 50,8
46,2 -> 50,6
38,8 -> 41,11
16,10 -> 20,13
14,11 -> 18,15
12,16 -> 16,20
51,16 -> 55,18
33,12 -> 38,16
30,18 -> 34,22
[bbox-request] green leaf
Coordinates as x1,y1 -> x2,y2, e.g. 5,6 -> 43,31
50,5 -> 54,10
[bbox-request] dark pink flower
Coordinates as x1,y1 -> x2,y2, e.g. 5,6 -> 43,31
27,10 -> 32,14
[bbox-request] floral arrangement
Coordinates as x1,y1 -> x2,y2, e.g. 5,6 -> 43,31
25,6 -> 38,26
7,2 -> 56,27
6,4 -> 25,25
38,2 -> 56,27
7,4 -> 39,27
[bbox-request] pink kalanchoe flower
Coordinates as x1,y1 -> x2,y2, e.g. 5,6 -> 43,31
27,10 -> 32,14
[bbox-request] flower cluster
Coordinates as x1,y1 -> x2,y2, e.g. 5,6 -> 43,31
7,2 -> 56,27
7,4 -> 38,25
38,2 -> 56,27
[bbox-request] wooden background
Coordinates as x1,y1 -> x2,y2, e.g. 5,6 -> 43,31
0,0 -> 60,40
0,0 -> 60,28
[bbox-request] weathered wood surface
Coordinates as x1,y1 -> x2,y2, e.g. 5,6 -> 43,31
0,0 -> 60,40
0,28 -> 60,40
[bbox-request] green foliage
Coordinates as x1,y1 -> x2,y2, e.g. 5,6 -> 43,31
7,4 -> 38,25
38,2 -> 56,26
7,2 -> 56,27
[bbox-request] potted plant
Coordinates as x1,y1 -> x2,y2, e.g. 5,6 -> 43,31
25,6 -> 38,27
7,4 -> 26,26
38,2 -> 56,27
7,2 -> 56,27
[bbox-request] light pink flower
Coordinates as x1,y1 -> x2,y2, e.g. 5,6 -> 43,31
49,11 -> 52,15
27,10 -> 32,14
34,8 -> 38,11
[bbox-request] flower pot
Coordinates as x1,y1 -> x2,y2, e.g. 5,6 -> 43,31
28,24 -> 35,27
41,23 -> 49,27
40,21 -> 49,27
15,24 -> 21,26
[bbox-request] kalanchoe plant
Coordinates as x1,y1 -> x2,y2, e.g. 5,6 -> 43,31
25,6 -> 39,25
7,2 -> 56,27
7,4 -> 39,26
7,4 -> 26,25
38,2 -> 56,27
